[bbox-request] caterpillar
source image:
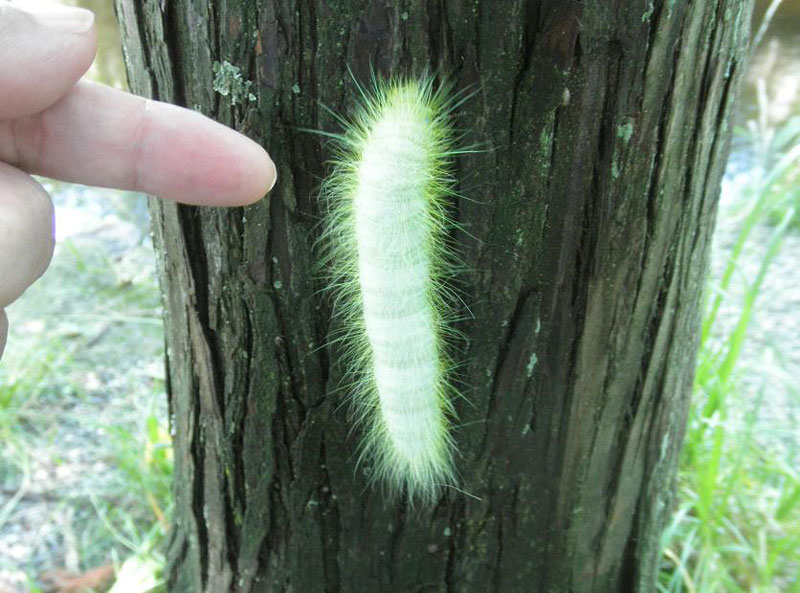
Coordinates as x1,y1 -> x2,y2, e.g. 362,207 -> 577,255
320,75 -> 464,502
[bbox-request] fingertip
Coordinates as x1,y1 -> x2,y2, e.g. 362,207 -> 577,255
236,139 -> 277,206
266,158 -> 278,194
189,119 -> 276,206
135,101 -> 277,206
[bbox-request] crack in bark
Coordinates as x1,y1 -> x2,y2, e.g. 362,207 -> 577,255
162,2 -> 186,106
318,441 -> 342,593
490,517 -> 503,593
442,497 -> 462,593
388,500 -> 408,583
507,1 -> 537,149
131,1 -> 158,95
476,289 -> 534,457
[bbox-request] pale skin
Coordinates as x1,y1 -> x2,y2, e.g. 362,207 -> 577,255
0,1 -> 277,359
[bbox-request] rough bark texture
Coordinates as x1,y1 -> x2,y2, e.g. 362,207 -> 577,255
114,1 -> 752,591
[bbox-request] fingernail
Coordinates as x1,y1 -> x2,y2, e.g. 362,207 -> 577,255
28,5 -> 95,34
267,159 -> 278,193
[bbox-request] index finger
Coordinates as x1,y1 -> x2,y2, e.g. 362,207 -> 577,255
1,81 -> 276,206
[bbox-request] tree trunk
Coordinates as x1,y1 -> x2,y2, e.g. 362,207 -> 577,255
114,1 -> 752,591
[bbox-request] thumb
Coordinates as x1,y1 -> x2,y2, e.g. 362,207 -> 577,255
0,0 -> 96,119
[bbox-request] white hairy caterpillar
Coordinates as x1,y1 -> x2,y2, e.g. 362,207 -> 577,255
320,75 -> 466,501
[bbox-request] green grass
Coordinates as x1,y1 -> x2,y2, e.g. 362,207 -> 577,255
658,94 -> 800,593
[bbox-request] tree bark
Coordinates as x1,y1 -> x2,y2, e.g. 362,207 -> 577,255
114,1 -> 752,591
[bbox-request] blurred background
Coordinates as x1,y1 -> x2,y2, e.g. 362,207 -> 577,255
0,1 -> 798,592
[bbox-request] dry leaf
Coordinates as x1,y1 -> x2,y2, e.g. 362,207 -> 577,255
40,564 -> 115,593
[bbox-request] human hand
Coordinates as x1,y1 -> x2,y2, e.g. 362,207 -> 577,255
0,1 -> 277,359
